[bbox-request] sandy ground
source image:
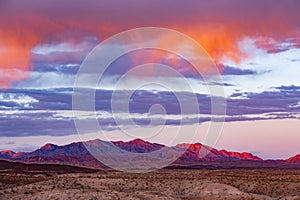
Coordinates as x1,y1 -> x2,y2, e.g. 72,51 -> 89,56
0,169 -> 299,200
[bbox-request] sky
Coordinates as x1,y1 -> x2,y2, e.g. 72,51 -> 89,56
0,0 -> 300,159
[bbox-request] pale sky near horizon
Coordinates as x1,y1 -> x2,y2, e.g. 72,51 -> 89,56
0,119 -> 299,160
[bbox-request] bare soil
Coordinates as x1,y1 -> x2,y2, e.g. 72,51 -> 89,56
0,162 -> 299,200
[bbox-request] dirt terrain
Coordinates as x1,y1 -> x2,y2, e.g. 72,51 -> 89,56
0,161 -> 299,200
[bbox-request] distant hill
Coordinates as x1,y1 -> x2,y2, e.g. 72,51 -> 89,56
0,139 -> 299,170
287,154 -> 300,164
0,159 -> 99,174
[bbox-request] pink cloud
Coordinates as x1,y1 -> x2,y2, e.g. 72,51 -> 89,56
0,0 -> 299,87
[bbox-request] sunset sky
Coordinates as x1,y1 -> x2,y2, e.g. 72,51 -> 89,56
0,0 -> 300,159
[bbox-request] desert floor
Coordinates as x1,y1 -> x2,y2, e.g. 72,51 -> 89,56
0,168 -> 299,200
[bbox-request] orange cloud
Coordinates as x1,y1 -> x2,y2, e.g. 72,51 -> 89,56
0,32 -> 38,88
0,0 -> 299,87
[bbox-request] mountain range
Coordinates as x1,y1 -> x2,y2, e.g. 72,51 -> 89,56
1,138 -> 299,170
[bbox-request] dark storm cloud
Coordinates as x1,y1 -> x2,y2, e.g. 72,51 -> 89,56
228,86 -> 300,115
221,65 -> 257,76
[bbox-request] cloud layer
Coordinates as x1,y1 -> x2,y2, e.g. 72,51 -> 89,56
0,85 -> 299,137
